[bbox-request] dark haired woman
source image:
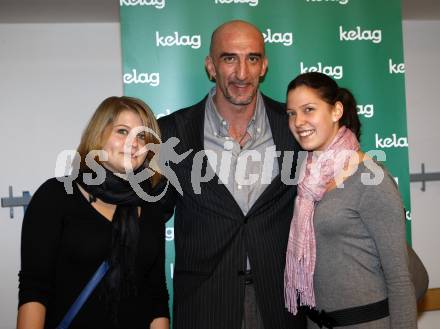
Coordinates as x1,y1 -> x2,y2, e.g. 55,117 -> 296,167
17,96 -> 169,329
283,72 -> 417,328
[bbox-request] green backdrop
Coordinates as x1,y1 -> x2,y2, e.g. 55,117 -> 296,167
119,0 -> 411,313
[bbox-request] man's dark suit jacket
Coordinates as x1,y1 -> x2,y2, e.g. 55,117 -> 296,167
158,94 -> 306,329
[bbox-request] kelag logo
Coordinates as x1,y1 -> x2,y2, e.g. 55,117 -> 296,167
375,133 -> 408,148
389,59 -> 405,74
156,31 -> 201,49
263,29 -> 293,46
357,104 -> 374,118
339,26 -> 382,44
156,109 -> 172,119
120,0 -> 165,9
123,69 -> 160,86
305,0 -> 349,4
214,0 -> 258,6
300,62 -> 343,80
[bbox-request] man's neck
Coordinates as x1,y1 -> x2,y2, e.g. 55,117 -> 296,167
213,94 -> 257,129
212,94 -> 258,144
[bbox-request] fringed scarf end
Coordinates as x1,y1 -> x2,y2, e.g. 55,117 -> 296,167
284,254 -> 316,315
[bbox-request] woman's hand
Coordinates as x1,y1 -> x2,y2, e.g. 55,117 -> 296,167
150,316 -> 169,329
17,302 -> 46,329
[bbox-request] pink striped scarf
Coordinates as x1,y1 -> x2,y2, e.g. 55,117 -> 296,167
284,126 -> 360,314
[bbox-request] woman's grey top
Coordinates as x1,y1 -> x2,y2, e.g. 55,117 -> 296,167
309,161 -> 417,329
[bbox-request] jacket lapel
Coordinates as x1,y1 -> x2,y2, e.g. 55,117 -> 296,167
176,98 -> 205,155
174,94 -> 298,219
246,96 -> 298,217
175,97 -> 244,217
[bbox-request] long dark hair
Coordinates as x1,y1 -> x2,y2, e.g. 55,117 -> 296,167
286,72 -> 361,140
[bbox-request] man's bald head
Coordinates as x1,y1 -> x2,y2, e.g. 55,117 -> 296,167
205,20 -> 268,108
209,20 -> 265,56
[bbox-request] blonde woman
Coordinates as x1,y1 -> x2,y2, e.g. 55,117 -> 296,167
17,97 -> 169,329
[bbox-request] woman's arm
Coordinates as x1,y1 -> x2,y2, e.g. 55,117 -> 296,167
17,302 -> 46,329
145,212 -> 170,325
359,172 -> 417,329
150,317 -> 169,329
17,179 -> 66,329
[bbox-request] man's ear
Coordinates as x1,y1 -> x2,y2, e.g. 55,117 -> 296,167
260,56 -> 268,77
205,56 -> 216,80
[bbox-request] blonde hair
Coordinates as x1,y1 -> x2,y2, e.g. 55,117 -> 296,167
77,96 -> 161,186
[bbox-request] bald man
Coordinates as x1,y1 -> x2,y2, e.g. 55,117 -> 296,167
158,20 -> 305,329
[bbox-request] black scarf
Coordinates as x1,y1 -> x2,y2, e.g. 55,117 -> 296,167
75,167 -> 150,322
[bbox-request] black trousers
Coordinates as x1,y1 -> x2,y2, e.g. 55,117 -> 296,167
241,283 -> 265,329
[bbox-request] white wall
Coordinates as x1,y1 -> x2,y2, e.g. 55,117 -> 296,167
0,22 -> 122,329
403,20 -> 440,329
0,19 -> 439,329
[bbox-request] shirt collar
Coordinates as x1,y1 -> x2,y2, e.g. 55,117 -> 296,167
205,87 -> 264,139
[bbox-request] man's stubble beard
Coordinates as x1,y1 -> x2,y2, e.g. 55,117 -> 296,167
224,84 -> 258,107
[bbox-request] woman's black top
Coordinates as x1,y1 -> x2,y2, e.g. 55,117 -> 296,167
18,178 -> 169,329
